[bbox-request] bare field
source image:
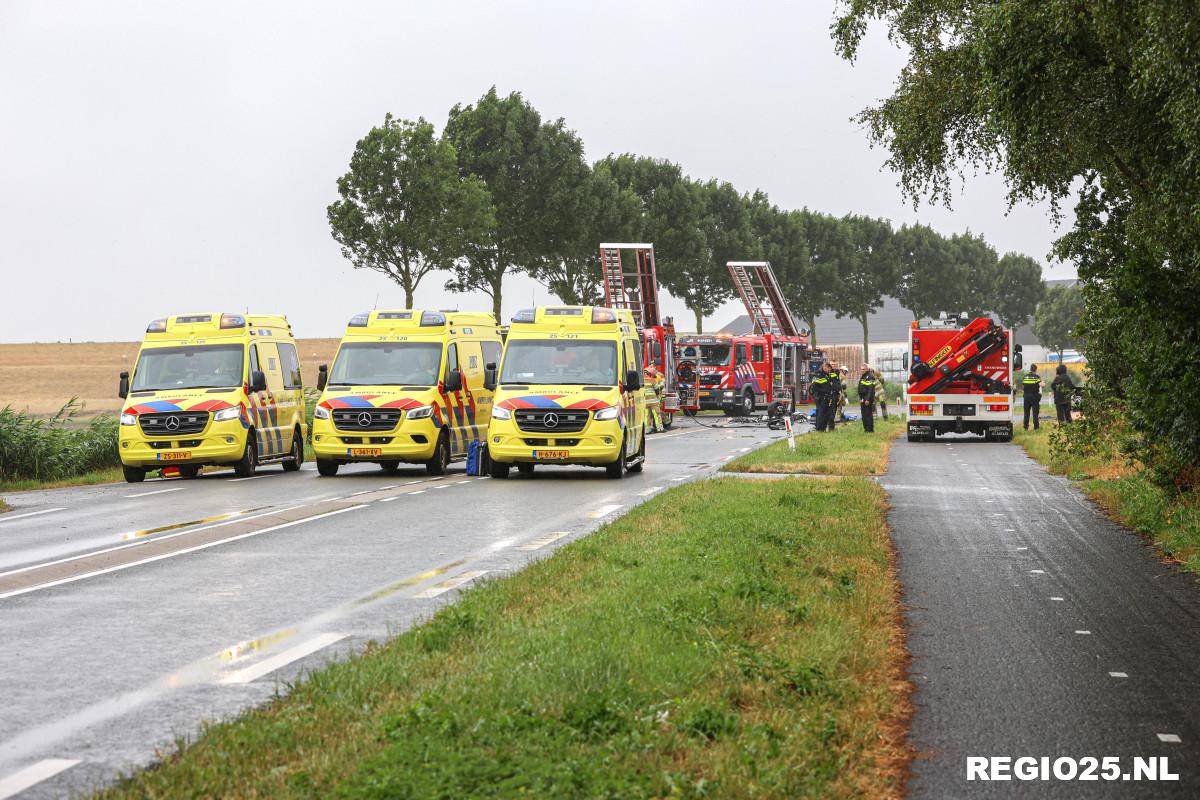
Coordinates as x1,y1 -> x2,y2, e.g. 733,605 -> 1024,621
0,339 -> 341,417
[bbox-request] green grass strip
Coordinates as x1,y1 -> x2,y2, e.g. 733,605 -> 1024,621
104,477 -> 909,799
723,417 -> 903,476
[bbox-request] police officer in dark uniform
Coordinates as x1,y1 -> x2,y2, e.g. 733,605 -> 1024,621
1051,364 -> 1075,425
857,363 -> 877,432
812,362 -> 834,431
1021,365 -> 1043,430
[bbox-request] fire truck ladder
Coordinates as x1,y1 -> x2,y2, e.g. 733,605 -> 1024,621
727,262 -> 800,337
910,318 -> 1011,394
599,243 -> 660,328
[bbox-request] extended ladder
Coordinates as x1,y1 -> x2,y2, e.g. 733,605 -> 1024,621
599,243 -> 660,328
727,261 -> 800,337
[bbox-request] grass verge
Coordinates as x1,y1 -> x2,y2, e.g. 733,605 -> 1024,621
104,476 -> 909,799
723,416 -> 904,476
1015,426 -> 1200,574
0,466 -> 126,493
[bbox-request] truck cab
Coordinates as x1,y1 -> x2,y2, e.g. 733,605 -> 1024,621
485,306 -> 646,479
311,310 -> 501,476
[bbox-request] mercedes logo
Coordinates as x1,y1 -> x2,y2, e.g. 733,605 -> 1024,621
357,412 -> 373,427
543,412 -> 559,428
164,416 -> 180,431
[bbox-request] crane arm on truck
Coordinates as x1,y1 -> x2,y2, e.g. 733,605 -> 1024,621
909,318 -> 1011,395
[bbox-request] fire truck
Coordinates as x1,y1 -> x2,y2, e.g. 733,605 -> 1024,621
599,243 -> 679,429
677,262 -> 811,416
904,314 -> 1022,442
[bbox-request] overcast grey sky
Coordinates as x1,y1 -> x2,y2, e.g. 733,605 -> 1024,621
0,1 -> 1073,343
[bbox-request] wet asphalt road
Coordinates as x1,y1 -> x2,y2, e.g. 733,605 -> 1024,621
885,437 -> 1200,799
0,417 -> 780,798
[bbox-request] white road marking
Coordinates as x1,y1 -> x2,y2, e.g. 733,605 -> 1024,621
589,504 -> 622,518
0,758 -> 80,799
123,487 -> 185,498
404,480 -> 425,485
432,485 -> 449,490
719,455 -> 733,461
377,484 -> 398,491
738,447 -> 750,452
637,486 -> 663,496
456,480 -> 471,485
219,633 -> 347,684
1029,569 -> 1045,574
348,490 -> 373,496
1076,630 -> 1091,635
671,476 -> 687,481
1005,528 -> 1016,532
1109,672 -> 1128,678
1157,733 -> 1182,743
380,496 -> 400,503
321,496 -> 344,502
413,570 -> 488,598
518,531 -> 569,551
0,508 -> 65,524
410,490 -> 426,495
1016,546 -> 1029,551
227,475 -> 266,482
0,505 -> 366,600
1050,596 -> 1065,601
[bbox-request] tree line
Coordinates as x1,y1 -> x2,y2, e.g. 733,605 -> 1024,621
328,87 -> 1046,360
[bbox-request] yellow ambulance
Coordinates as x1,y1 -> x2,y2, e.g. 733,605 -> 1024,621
311,310 -> 501,476
484,306 -> 647,479
118,313 -> 307,483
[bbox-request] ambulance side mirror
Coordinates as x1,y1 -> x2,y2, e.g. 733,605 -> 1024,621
483,363 -> 497,391
444,369 -> 463,393
118,371 -> 129,399
625,370 -> 643,391
317,364 -> 328,391
250,370 -> 267,393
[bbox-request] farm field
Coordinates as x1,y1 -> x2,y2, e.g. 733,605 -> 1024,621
0,339 -> 341,417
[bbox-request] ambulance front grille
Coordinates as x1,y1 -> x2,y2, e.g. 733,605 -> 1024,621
332,409 -> 402,431
513,409 -> 589,433
138,412 -> 208,436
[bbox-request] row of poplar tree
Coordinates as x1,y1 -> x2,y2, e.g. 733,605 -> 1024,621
328,87 -> 1046,357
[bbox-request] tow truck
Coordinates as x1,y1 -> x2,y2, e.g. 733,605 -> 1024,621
677,261 -> 811,416
599,243 -> 679,429
904,314 -> 1022,442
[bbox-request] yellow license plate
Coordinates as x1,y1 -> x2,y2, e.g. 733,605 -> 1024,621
348,447 -> 382,457
533,449 -> 570,460
157,451 -> 192,461
699,391 -> 711,397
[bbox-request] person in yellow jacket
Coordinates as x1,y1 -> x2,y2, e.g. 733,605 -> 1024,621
644,364 -> 664,433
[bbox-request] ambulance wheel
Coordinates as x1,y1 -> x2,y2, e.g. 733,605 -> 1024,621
316,459 -> 339,477
426,433 -> 449,476
661,412 -> 674,431
606,435 -> 629,479
517,463 -> 535,476
178,465 -> 200,479
489,460 -> 511,479
282,428 -> 303,472
628,432 -> 646,473
122,465 -> 146,483
233,438 -> 257,478
380,460 -> 401,473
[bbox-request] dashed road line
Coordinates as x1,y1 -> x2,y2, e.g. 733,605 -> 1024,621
455,480 -> 471,485
1075,630 -> 1091,635
0,758 -> 80,799
588,504 -> 622,518
1108,672 -> 1129,678
637,486 -> 663,496
413,570 -> 488,598
380,496 -> 400,503
123,487 -> 185,498
0,508 -> 65,524
1050,596 -> 1065,601
518,532 -> 569,551
1029,569 -> 1045,574
1157,733 -> 1182,743
410,490 -> 426,495
227,475 -> 266,482
219,633 -> 347,685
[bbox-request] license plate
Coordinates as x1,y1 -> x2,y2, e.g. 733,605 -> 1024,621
533,449 -> 569,460
699,391 -> 711,398
348,447 -> 382,457
157,451 -> 191,461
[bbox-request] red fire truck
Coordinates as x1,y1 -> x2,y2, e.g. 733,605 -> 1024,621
599,243 -> 679,428
677,262 -> 811,416
904,314 -> 1022,442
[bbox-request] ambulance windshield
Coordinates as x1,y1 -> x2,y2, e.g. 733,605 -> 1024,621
131,345 -> 244,391
329,342 -> 443,386
500,339 -> 618,386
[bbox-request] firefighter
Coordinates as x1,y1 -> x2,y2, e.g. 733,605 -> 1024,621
643,364 -> 663,433
873,369 -> 889,420
1051,364 -> 1075,425
1021,365 -> 1044,430
836,367 -> 850,423
812,362 -> 835,431
858,363 -> 877,432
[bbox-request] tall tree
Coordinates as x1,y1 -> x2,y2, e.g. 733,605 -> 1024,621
800,211 -> 855,347
327,115 -> 492,308
833,214 -> 899,362
1032,283 -> 1084,360
947,231 -> 999,318
893,223 -> 962,320
834,0 -> 1200,481
443,88 -> 591,320
991,252 -> 1046,328
675,179 -> 759,332
749,196 -> 834,344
